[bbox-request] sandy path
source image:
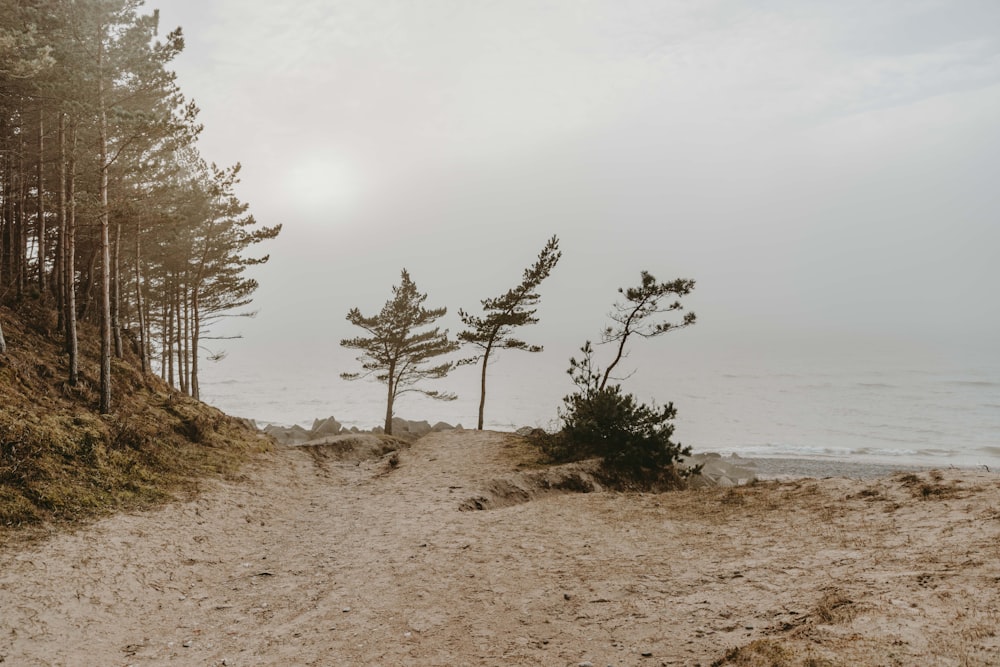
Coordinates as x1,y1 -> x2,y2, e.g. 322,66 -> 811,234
2,430 -> 998,666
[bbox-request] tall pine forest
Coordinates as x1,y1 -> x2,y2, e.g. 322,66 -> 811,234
0,1 -> 280,529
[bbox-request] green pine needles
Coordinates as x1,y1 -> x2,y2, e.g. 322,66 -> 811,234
543,271 -> 699,486
458,235 -> 562,430
341,269 -> 459,435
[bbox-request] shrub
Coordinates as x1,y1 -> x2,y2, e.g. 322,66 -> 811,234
542,342 -> 698,485
562,384 -> 688,472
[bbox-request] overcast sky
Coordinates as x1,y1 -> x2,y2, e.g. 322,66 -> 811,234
152,0 -> 1000,420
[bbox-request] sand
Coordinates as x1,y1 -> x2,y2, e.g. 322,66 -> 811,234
1,430 -> 998,666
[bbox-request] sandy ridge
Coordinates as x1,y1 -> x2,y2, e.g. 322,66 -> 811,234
1,430 -> 998,666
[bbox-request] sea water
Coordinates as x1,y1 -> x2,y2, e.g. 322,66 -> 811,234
199,346 -> 1000,470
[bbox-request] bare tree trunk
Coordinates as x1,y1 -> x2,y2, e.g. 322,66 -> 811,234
191,287 -> 199,400
164,289 -> 174,386
36,109 -> 45,294
17,131 -> 27,297
0,319 -> 6,354
112,218 -> 122,358
55,113 -> 66,330
384,367 -> 396,435
98,31 -> 112,414
180,280 -> 190,395
477,346 -> 492,430
1,152 -> 10,288
134,221 -> 147,373
65,121 -> 79,386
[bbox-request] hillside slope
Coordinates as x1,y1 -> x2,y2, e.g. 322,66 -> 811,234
0,300 -> 268,532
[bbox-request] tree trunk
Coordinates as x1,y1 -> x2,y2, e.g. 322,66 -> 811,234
177,281 -> 188,395
98,31 -> 113,414
36,109 -> 45,294
191,285 -> 200,400
164,289 -> 174,386
1,152 -> 10,288
65,121 -> 78,386
112,218 -> 122,358
55,113 -> 66,330
17,132 -> 27,297
134,221 -> 147,373
384,362 -> 396,434
477,346 -> 492,430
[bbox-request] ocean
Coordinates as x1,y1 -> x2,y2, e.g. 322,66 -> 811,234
199,345 -> 1000,470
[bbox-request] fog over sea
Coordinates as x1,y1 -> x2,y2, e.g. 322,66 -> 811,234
200,342 -> 1000,470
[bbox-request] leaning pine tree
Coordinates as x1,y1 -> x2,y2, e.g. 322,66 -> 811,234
458,235 -> 561,430
341,269 -> 459,435
546,270 -> 699,485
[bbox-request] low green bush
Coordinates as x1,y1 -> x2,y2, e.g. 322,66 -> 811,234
540,342 -> 698,486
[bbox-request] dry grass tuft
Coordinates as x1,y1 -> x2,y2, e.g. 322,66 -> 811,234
895,471 -> 964,500
812,589 -> 857,625
713,637 -> 853,667
0,299 -> 269,536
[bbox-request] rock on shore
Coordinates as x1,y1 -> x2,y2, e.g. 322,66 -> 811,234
263,416 -> 459,445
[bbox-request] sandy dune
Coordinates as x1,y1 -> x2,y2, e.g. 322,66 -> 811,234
2,430 -> 998,666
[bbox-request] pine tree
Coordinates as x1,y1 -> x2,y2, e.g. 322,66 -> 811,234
0,0 -> 278,404
598,271 -> 696,390
458,235 -> 561,429
547,272 -> 698,483
341,270 -> 459,435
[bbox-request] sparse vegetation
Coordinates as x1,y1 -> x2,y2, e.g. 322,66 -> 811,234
712,639 -> 795,667
896,471 -> 963,500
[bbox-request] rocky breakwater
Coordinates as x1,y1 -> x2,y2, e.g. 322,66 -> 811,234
263,416 -> 462,445
682,452 -> 758,487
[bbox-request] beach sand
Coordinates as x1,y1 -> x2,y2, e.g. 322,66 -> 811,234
1,430 -> 998,666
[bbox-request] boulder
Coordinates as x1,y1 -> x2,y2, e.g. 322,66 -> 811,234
683,452 -> 757,488
431,421 -> 454,432
391,418 -> 432,437
263,423 -> 311,445
311,416 -> 342,438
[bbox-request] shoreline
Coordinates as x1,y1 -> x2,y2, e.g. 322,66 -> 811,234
690,452 -> 992,482
259,415 -> 996,482
745,455 -> 943,480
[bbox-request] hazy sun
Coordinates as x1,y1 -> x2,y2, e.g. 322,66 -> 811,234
283,157 -> 359,214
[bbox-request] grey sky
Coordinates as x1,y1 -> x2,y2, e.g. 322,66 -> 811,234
154,0 -> 1000,415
